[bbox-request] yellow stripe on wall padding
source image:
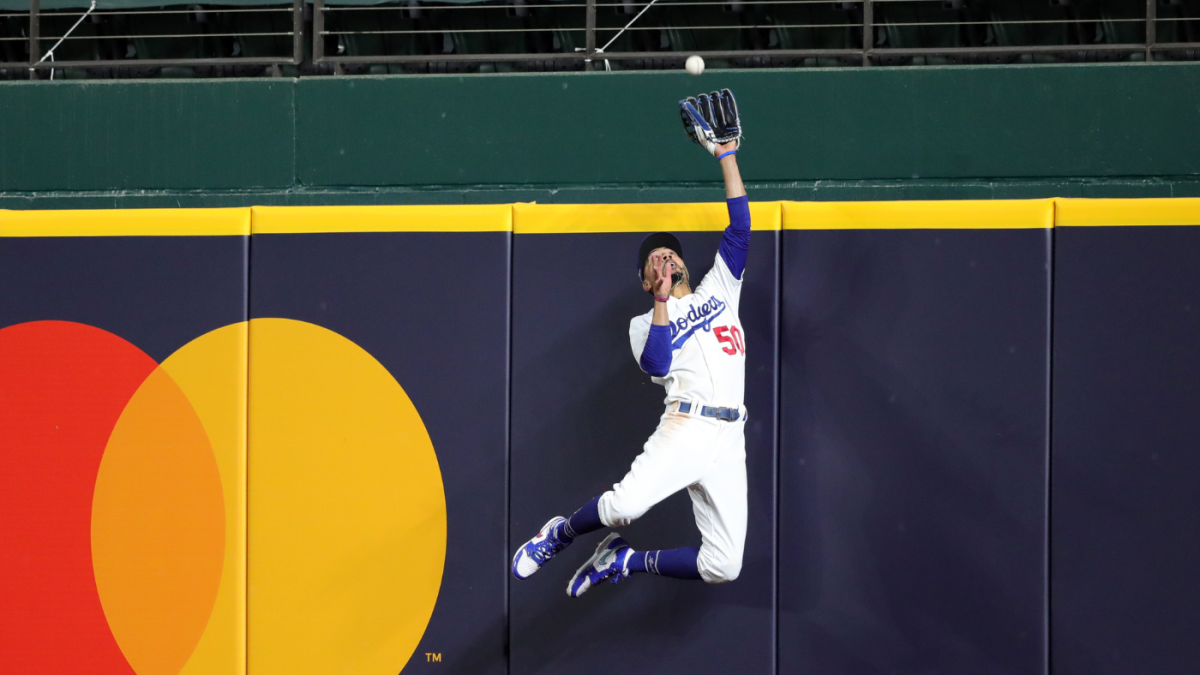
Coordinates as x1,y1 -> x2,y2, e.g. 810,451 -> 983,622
0,208 -> 251,237
251,205 -> 512,234
1055,198 -> 1200,227
6,198 -> 1200,236
782,199 -> 1055,230
512,202 -> 782,233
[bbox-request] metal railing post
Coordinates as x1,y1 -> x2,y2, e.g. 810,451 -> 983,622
293,0 -> 304,65
28,0 -> 40,79
1146,0 -> 1156,61
862,0 -> 872,66
585,0 -> 596,71
314,0 -> 325,62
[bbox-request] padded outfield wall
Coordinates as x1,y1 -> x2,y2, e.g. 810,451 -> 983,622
4,63 -> 1200,207
3,198 -> 1200,675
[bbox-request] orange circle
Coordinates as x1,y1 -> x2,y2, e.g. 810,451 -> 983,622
92,365 -> 226,675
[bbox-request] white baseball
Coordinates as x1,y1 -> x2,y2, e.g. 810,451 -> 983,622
685,55 -> 705,76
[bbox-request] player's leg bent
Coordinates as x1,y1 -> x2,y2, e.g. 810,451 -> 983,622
689,421 -> 748,584
599,412 -> 717,528
625,546 -> 703,580
566,532 -> 635,597
511,495 -> 608,580
511,516 -> 572,580
566,539 -> 708,596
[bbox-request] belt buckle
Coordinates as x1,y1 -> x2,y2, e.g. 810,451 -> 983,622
679,401 -> 739,422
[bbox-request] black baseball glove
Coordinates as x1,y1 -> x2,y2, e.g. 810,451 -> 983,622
679,89 -> 742,157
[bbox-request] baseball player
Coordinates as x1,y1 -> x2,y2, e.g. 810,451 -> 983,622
512,89 -> 750,597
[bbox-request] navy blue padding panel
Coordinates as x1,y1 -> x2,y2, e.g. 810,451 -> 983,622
509,231 -> 777,675
0,237 -> 248,360
250,232 -> 509,675
1051,226 -> 1200,675
778,229 -> 1050,675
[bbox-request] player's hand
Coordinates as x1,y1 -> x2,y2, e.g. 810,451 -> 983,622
679,89 -> 742,157
649,252 -> 674,299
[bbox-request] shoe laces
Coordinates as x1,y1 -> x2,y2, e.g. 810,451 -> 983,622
529,533 -> 566,564
598,549 -> 630,585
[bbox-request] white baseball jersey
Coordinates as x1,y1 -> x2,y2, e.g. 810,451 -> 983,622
628,251 -> 745,409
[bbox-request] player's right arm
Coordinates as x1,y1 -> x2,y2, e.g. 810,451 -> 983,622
638,252 -> 675,377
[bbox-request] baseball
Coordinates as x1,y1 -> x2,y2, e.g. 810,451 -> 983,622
685,55 -> 705,76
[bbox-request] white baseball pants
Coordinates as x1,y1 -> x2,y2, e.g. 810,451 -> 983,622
598,410 -> 747,584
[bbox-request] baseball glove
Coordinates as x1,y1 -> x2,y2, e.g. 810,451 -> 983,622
679,89 -> 742,157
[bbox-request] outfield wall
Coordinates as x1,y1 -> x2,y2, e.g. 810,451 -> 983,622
2,198 -> 1199,675
5,63 -> 1200,208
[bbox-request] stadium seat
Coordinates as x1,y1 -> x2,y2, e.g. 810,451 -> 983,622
596,3 -> 665,69
227,7 -> 294,60
972,0 -> 1081,62
1157,0 -> 1200,42
540,2 -> 664,71
874,0 -> 972,66
517,3 -> 582,71
37,12 -> 102,66
122,9 -> 220,76
0,14 -> 29,78
1062,0 -> 1144,62
657,0 -> 757,68
1083,0 -> 1145,44
760,0 -> 860,67
428,2 -> 530,73
327,6 -> 424,64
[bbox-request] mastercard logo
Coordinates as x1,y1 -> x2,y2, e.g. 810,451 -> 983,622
0,319 -> 446,675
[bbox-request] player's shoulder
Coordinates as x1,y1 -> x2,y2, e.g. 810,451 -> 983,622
630,310 -> 653,329
710,249 -> 742,282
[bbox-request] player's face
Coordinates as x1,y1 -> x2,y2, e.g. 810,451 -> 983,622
641,247 -> 689,292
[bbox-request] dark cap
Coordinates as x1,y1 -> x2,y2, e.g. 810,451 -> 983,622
637,232 -> 683,277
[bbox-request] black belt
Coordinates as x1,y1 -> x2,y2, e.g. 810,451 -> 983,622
677,401 -> 741,422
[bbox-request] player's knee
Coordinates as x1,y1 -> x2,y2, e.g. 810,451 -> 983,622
697,550 -> 742,584
598,491 -> 649,528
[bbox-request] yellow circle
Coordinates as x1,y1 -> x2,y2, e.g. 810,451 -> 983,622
247,318 -> 446,675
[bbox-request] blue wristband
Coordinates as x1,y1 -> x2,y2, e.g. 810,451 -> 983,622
717,150 -> 737,161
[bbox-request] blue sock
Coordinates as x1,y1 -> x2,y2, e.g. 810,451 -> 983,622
556,495 -> 604,543
625,547 -> 703,580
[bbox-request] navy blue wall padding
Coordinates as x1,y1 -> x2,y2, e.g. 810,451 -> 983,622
0,237 -> 248,361
12,222 -> 1200,675
249,232 -> 510,675
509,231 -> 778,675
1051,226 -> 1200,675
777,229 -> 1051,675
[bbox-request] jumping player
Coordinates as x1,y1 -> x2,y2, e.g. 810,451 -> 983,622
512,89 -> 749,597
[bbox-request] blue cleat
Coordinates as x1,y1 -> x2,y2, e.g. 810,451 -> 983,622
512,516 -> 571,580
567,532 -> 632,597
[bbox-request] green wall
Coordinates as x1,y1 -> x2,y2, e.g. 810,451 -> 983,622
3,63 -> 1200,208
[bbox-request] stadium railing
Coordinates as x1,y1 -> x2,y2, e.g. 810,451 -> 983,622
3,0 -> 1200,79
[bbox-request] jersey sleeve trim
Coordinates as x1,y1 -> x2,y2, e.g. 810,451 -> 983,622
639,324 -> 673,377
717,195 -> 751,280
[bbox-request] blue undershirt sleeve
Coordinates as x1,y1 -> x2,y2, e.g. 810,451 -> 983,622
717,195 -> 751,280
639,323 -> 672,377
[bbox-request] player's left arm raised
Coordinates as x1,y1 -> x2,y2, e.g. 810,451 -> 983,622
717,145 -> 749,281
680,89 -> 750,280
